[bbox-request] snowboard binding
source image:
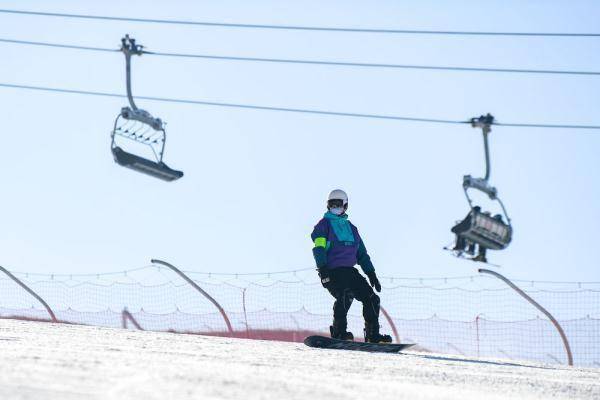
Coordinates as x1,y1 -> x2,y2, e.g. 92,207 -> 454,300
330,325 -> 354,341
364,323 -> 392,344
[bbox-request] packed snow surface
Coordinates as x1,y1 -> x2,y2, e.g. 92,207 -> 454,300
0,319 -> 598,400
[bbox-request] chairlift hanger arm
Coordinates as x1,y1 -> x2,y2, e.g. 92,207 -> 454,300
121,34 -> 144,112
119,35 -> 164,131
465,114 -> 513,231
463,113 -> 498,199
470,113 -> 494,181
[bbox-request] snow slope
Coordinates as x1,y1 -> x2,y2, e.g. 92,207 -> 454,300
0,319 -> 598,400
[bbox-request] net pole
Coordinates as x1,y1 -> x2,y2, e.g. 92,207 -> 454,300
122,307 -> 144,330
151,259 -> 234,335
478,268 -> 573,366
0,265 -> 57,322
380,306 -> 400,343
242,288 -> 250,339
475,314 -> 481,358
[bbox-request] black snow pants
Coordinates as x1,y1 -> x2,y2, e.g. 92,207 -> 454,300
325,267 -> 380,329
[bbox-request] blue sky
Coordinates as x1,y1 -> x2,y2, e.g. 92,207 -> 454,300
1,1 -> 599,281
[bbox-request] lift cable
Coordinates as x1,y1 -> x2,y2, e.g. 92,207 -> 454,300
1,8 -> 599,37
0,38 -> 116,53
1,82 -> 599,131
1,38 -> 599,77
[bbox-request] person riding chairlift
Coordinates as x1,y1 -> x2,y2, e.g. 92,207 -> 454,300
451,207 -> 505,263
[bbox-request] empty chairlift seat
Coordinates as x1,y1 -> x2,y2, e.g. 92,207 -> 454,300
111,106 -> 183,182
112,146 -> 183,182
110,35 -> 184,182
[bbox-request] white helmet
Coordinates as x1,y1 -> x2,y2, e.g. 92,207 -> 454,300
327,189 -> 348,211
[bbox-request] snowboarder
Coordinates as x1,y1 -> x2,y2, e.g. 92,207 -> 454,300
311,189 -> 392,343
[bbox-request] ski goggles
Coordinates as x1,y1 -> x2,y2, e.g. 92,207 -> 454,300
327,199 -> 346,209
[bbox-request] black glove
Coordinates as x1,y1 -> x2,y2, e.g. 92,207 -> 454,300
366,271 -> 381,293
318,267 -> 332,289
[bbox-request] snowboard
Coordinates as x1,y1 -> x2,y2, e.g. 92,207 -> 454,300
304,335 -> 415,353
443,246 -> 502,267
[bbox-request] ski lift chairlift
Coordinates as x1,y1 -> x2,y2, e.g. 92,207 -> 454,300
110,35 -> 183,182
450,114 -> 512,261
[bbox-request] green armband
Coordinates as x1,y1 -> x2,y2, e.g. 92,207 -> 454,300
314,237 -> 327,248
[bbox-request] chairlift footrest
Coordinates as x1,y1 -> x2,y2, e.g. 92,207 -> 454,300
112,147 -> 183,182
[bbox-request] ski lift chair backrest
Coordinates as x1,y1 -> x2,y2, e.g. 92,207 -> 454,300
460,209 -> 512,250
